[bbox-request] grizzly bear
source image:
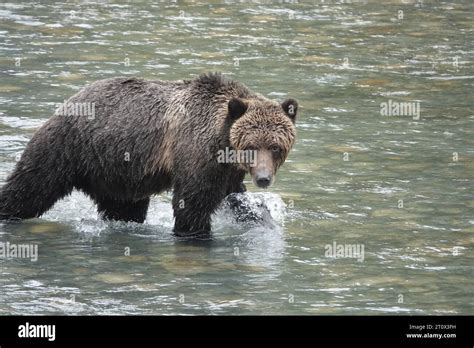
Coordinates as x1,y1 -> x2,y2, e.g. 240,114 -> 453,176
0,73 -> 297,237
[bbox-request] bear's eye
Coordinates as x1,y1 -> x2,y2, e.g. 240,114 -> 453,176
270,146 -> 281,153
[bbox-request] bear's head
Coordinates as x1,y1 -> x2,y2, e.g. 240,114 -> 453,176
228,97 -> 297,188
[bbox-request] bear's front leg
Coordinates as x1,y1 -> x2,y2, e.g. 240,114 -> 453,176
226,169 -> 247,196
172,179 -> 228,237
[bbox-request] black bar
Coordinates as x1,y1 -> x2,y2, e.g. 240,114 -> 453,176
0,316 -> 472,346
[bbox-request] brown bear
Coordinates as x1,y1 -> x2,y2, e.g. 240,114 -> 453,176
0,73 -> 297,237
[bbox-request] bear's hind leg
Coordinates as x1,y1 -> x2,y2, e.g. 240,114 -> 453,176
0,119 -> 77,221
94,196 -> 150,223
0,160 -> 74,220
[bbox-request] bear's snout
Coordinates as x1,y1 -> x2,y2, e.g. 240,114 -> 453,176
255,173 -> 272,188
251,149 -> 274,189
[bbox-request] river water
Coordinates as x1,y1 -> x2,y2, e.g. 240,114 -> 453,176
0,0 -> 472,315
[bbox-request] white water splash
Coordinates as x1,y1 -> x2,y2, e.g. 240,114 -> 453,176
42,191 -> 288,237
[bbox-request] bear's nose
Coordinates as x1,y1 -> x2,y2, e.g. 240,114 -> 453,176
256,175 -> 271,188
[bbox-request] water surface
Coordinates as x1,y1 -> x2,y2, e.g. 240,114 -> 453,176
0,0 -> 473,315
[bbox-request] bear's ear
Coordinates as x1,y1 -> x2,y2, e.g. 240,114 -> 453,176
228,97 -> 248,120
281,98 -> 298,123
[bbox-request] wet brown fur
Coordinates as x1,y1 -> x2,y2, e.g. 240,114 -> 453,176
0,73 -> 298,236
